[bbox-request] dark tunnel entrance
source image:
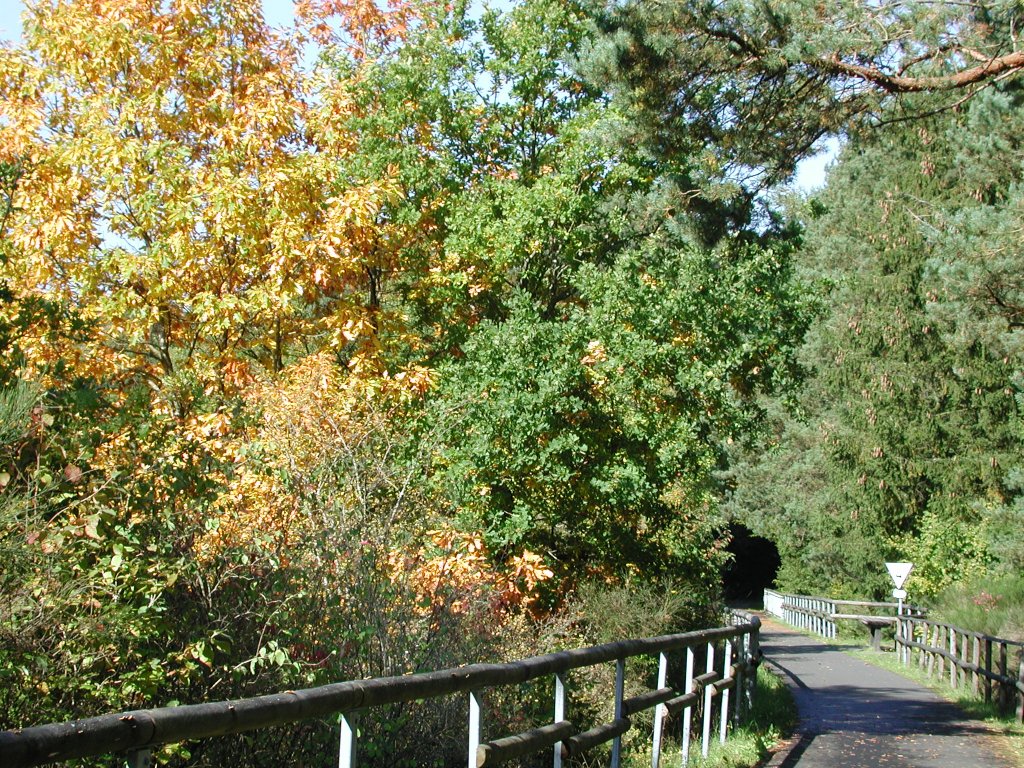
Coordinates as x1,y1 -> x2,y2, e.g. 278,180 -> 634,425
722,523 -> 780,605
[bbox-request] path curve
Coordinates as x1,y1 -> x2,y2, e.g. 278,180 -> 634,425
761,618 -> 1016,768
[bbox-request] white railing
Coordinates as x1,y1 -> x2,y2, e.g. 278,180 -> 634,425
1,613 -> 761,768
764,589 -> 923,649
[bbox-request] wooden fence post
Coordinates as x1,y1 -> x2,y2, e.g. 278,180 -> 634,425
999,642 -> 1009,714
950,630 -> 958,689
985,637 -> 993,703
959,632 -> 969,690
921,622 -> 929,671
938,626 -> 947,679
733,635 -> 744,725
747,621 -> 759,714
909,621 -> 916,668
972,636 -> 980,696
1016,649 -> 1024,723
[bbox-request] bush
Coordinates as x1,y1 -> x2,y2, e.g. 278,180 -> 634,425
934,573 -> 1024,641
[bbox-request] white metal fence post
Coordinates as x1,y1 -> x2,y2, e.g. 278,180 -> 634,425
553,673 -> 565,768
651,651 -> 668,768
125,750 -> 152,768
468,692 -> 481,768
719,640 -> 732,744
701,641 -> 715,758
681,645 -> 695,767
611,658 -> 625,768
339,713 -> 357,768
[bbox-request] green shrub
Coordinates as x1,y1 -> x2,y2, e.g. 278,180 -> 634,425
934,573 -> 1024,641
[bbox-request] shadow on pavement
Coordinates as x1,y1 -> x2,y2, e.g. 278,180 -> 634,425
762,641 -> 864,655
770,731 -> 816,768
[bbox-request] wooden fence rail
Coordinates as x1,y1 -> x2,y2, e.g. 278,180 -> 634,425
895,616 -> 1024,721
764,589 -> 923,649
0,613 -> 761,768
765,589 -> 1024,723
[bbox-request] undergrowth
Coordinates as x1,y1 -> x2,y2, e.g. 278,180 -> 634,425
621,664 -> 797,768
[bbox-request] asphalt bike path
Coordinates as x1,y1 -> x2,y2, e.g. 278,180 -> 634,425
760,617 -> 1016,767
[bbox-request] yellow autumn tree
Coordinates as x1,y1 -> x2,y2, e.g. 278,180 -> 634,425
202,352 -> 549,621
0,0 -> 417,401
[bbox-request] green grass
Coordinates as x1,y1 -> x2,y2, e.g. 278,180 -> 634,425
850,645 -> 1024,766
622,665 -> 798,768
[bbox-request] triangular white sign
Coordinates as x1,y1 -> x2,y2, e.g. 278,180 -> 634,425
886,562 -> 913,589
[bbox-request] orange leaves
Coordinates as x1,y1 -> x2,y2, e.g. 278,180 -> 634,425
295,0 -> 416,56
192,352 -> 432,559
393,527 -> 554,618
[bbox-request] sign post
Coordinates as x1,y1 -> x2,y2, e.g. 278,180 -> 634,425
885,562 -> 913,615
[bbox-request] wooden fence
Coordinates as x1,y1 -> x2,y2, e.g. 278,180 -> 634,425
764,589 -> 921,649
895,616 -> 1024,721
0,613 -> 761,768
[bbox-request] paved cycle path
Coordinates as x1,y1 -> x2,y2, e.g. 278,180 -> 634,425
761,618 -> 1017,767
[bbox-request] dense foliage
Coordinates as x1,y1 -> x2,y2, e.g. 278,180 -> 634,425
2,0 -> 1024,763
726,86 -> 1024,599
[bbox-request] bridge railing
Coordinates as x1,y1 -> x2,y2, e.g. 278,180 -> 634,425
763,589 -> 923,649
0,612 -> 761,768
895,616 -> 1024,721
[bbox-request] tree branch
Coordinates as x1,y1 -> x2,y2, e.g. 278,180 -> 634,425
825,49 -> 1024,93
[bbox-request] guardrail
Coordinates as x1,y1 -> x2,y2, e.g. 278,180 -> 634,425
895,616 -> 1024,721
0,613 -> 761,768
764,589 -> 923,649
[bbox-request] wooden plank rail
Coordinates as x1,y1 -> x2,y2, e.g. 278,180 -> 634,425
0,613 -> 762,768
477,721 -> 575,767
620,687 -> 674,717
895,616 -> 1024,722
765,588 -> 925,648
561,717 -> 631,758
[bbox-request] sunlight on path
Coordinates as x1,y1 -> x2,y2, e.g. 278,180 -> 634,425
761,619 -> 1015,768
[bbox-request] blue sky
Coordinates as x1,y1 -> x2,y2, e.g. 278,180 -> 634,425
0,0 -> 836,189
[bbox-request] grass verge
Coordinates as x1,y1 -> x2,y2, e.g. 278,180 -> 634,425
622,664 -> 797,768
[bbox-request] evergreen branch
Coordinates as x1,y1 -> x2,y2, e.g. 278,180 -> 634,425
824,49 -> 1024,93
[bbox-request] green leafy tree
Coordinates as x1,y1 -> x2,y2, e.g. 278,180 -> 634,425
431,230 -> 812,584
727,85 -> 1024,598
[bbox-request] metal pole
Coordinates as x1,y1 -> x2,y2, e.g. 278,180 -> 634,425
339,713 -> 357,768
651,652 -> 668,768
611,658 -> 625,768
720,640 -> 733,744
553,673 -> 565,768
681,646 -> 695,767
701,642 -> 715,758
468,692 -> 481,768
